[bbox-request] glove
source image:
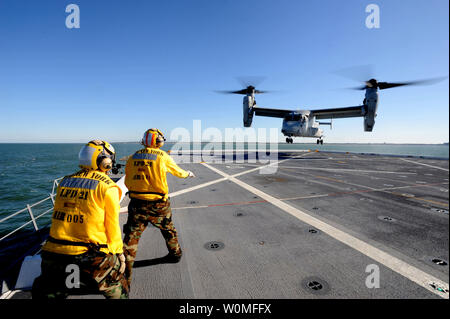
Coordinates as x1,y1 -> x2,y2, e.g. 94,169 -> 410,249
118,253 -> 126,274
187,171 -> 195,178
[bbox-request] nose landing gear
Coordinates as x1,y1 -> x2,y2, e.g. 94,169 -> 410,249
316,138 -> 323,145
286,137 -> 294,144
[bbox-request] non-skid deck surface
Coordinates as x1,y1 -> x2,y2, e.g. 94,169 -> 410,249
71,151 -> 449,299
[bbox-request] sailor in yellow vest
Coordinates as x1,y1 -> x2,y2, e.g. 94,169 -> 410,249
123,128 -> 194,286
32,140 -> 129,299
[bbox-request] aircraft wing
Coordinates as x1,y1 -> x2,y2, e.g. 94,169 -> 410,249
310,106 -> 365,120
253,106 -> 293,118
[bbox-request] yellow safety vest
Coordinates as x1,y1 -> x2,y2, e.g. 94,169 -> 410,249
43,170 -> 123,255
125,147 -> 189,201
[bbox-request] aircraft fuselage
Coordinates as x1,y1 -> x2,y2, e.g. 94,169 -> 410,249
281,112 -> 323,138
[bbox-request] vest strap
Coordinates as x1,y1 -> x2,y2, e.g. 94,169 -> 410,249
126,190 -> 166,197
47,236 -> 108,250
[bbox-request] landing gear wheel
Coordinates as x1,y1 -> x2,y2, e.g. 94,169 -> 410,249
320,139 -> 323,145
286,138 -> 290,143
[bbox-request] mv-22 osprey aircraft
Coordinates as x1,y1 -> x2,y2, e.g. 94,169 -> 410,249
220,77 -> 443,144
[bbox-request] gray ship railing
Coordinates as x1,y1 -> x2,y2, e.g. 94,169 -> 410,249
0,177 -> 62,242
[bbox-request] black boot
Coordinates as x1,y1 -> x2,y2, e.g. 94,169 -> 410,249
164,251 -> 182,263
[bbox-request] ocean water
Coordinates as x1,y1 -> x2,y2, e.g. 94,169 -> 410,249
0,142 -> 448,237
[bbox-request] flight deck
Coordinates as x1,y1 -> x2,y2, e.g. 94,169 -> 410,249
73,150 -> 449,299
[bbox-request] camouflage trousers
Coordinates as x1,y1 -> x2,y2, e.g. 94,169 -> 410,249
32,250 -> 129,299
123,198 -> 181,285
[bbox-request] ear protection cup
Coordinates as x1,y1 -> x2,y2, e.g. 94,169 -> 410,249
98,156 -> 113,172
154,129 -> 166,142
79,140 -> 116,171
153,129 -> 166,142
155,135 -> 165,145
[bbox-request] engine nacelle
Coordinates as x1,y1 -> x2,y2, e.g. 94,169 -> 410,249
363,89 -> 378,132
243,95 -> 254,127
364,113 -> 375,132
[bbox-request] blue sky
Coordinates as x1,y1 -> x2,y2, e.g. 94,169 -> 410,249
0,0 -> 448,143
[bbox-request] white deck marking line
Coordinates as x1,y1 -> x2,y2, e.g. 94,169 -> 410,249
201,162 -> 449,299
119,154 -> 313,214
230,152 -> 314,178
278,169 -> 448,195
171,149 -> 310,154
170,181 -> 448,212
168,153 -> 313,198
280,164 -> 448,194
169,177 -> 228,198
399,158 -> 449,172
280,168 -> 442,193
279,169 -> 449,207
278,166 -> 417,175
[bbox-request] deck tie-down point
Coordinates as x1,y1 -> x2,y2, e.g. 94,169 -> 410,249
204,241 -> 225,251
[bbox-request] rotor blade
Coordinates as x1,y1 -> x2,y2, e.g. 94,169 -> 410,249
377,82 -> 409,90
233,88 -> 251,94
215,88 -> 270,95
349,85 -> 368,90
378,77 -> 447,90
215,89 -> 249,95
